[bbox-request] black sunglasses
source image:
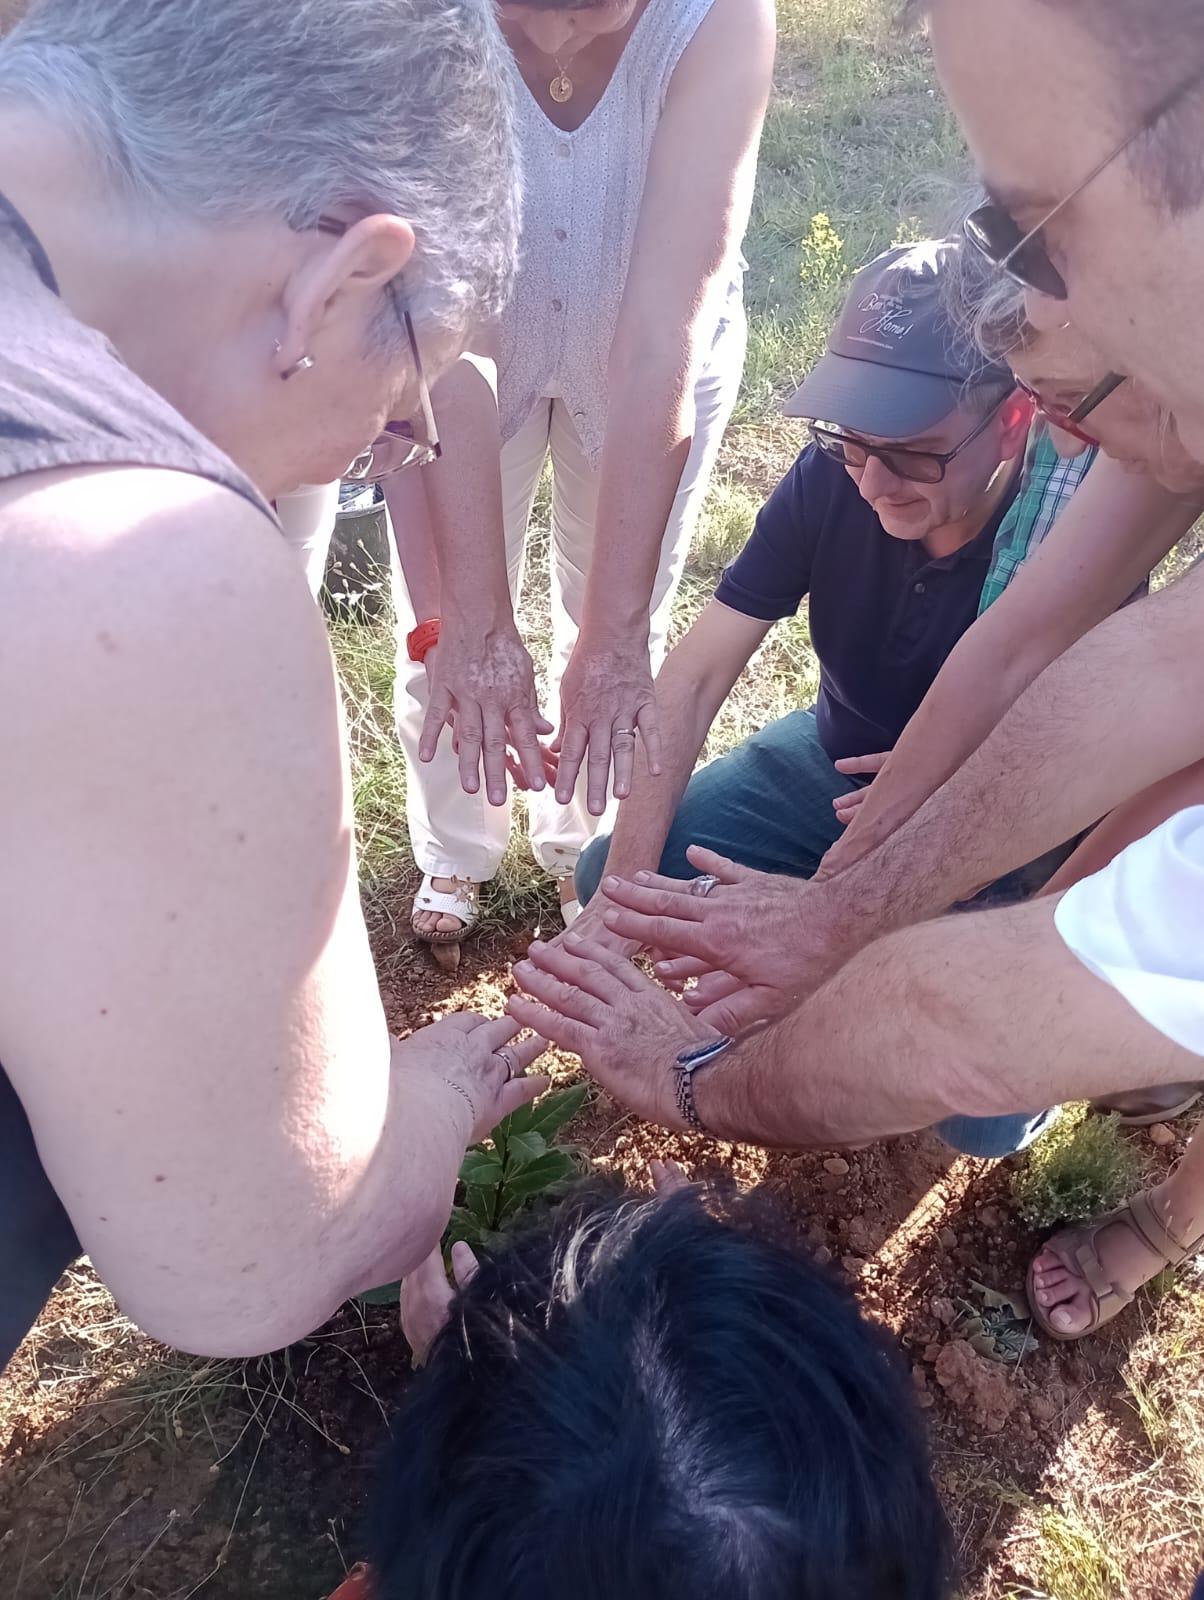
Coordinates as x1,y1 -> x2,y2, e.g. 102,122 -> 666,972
964,63 -> 1204,300
808,388 -> 1014,486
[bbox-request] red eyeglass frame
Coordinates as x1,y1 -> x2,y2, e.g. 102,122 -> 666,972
1014,371 -> 1126,448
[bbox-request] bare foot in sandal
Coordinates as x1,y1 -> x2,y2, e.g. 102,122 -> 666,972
1029,1182 -> 1203,1339
412,875 -> 480,939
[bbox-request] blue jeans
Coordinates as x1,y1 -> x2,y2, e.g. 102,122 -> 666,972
577,708 -> 1052,1158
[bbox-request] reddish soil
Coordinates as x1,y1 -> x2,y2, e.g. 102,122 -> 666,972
1,925 -> 1200,1599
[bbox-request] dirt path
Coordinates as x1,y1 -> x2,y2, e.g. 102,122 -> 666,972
2,928 -> 1201,1599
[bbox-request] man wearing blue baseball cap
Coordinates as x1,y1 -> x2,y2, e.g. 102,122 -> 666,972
571,240 -> 1032,986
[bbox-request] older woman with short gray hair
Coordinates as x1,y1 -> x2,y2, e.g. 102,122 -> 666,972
0,0 -> 543,1372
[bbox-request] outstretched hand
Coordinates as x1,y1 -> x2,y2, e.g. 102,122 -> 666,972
420,624 -> 553,806
393,1013 -> 549,1145
596,846 -> 818,1027
507,935 -> 724,1131
553,636 -> 662,816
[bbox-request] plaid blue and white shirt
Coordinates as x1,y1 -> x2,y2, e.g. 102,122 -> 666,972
979,427 -> 1098,613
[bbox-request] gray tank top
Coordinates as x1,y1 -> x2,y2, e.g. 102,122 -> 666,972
0,190 -> 272,511
0,189 -> 274,1367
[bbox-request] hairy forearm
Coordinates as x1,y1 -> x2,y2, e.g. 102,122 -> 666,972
831,624 -> 1033,868
831,464 -> 1200,873
814,564 -> 1204,958
697,897 -> 1200,1148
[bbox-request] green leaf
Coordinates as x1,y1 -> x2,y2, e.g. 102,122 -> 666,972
460,1149 -> 504,1187
498,1149 -> 580,1216
354,1281 -> 401,1306
523,1083 -> 590,1142
463,1184 -> 496,1227
504,1130 -> 548,1170
444,1207 -> 486,1249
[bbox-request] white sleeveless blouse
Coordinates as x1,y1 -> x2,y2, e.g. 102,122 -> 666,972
497,0 -> 745,467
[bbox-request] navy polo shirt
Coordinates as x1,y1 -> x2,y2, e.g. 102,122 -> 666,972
714,443 -> 1020,763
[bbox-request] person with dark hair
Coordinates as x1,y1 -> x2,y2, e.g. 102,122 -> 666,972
391,0 -> 774,964
340,1180 -> 951,1600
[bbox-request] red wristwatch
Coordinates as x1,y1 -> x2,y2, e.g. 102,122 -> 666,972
406,617 -> 441,663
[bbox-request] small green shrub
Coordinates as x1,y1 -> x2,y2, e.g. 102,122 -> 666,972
445,1081 -> 590,1250
356,1083 -> 590,1305
1011,1105 -> 1148,1229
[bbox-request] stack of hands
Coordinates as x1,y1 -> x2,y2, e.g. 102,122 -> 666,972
502,844 -> 826,1132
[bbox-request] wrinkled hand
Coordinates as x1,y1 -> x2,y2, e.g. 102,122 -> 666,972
392,1013 -> 549,1145
507,936 -> 722,1131
547,889 -> 639,961
421,624 -> 553,806
554,636 -> 661,816
399,1238 -> 479,1368
597,845 -> 832,1029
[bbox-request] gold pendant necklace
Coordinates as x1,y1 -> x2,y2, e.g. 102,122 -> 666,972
549,55 -> 574,103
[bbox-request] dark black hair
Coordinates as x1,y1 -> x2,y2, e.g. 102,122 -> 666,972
368,1183 -> 952,1600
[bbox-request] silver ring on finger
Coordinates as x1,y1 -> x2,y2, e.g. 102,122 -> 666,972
494,1044 -> 520,1080
613,726 -> 636,738
690,873 -> 720,898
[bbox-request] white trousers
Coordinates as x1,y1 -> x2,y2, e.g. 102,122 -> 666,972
394,308 -> 747,883
276,481 -> 341,599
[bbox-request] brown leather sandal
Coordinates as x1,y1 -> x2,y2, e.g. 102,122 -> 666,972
1026,1188 -> 1204,1342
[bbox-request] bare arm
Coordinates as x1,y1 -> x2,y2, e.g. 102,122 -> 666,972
0,469 -> 538,1356
555,0 -> 775,813
382,351 -> 549,803
599,553 -> 1204,1024
511,902 -> 1203,1148
572,600 -> 770,943
822,459 -> 1203,874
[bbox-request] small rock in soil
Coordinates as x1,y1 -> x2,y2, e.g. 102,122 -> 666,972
823,1157 -> 850,1176
819,1172 -> 846,1193
931,1296 -> 956,1327
938,1227 -> 958,1249
1148,1122 -> 1176,1146
812,1245 -> 833,1266
845,1215 -> 877,1255
978,1205 -> 1005,1229
934,1340 -> 1018,1434
841,1254 -> 866,1277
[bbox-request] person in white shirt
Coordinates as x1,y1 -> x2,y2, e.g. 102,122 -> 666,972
386,0 -> 774,965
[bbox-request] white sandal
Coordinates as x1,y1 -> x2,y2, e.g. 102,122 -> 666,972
412,874 -> 480,971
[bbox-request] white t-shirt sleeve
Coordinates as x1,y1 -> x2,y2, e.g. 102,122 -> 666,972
1054,805 -> 1204,1057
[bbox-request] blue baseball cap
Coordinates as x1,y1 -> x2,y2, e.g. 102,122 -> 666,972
785,239 -> 1012,438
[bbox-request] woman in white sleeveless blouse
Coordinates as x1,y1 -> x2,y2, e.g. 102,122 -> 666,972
391,0 -> 774,955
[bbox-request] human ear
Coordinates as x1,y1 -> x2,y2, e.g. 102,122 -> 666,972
278,215 -> 416,369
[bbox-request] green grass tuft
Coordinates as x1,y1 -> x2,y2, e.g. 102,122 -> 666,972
1011,1105 -> 1148,1230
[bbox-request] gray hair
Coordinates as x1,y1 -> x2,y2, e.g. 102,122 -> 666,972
0,0 -> 522,339
939,203 -> 1029,365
